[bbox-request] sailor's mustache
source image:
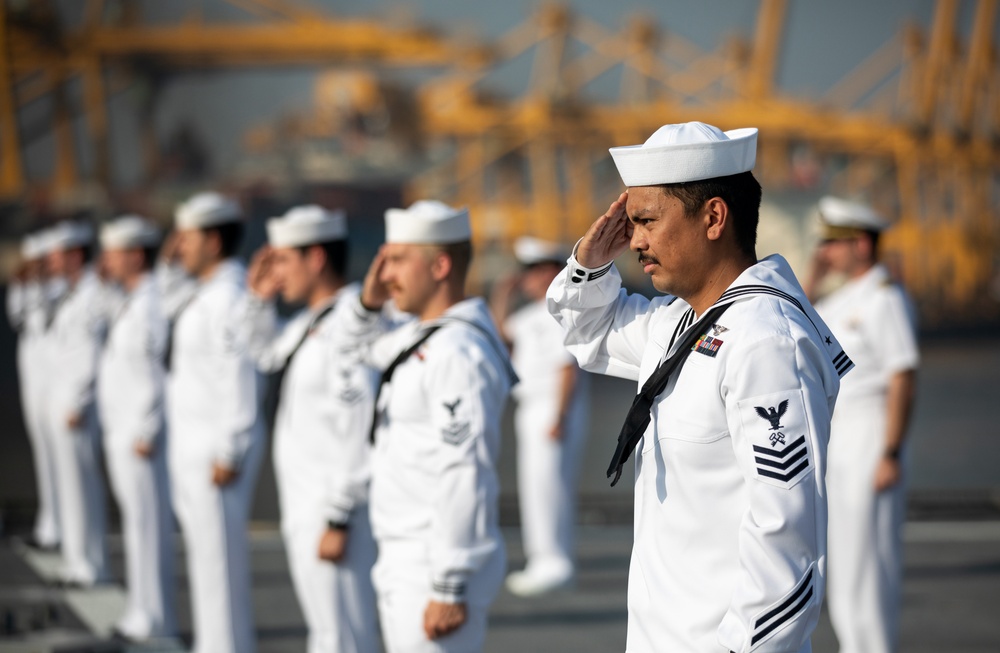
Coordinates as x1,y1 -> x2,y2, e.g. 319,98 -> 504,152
638,254 -> 659,266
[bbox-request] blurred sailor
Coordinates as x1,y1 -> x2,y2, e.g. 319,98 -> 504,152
6,230 -> 62,551
164,192 -> 264,653
547,122 -> 852,651
335,200 -> 515,653
491,237 -> 589,596
241,205 -> 379,653
43,220 -> 110,586
806,197 -> 919,653
97,216 -> 178,641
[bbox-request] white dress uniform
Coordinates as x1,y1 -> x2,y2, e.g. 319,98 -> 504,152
548,253 -> 850,653
241,283 -> 379,653
505,299 -> 589,583
7,247 -> 62,548
337,295 -> 513,653
44,264 -> 111,584
814,264 -> 918,653
165,258 -> 264,653
97,268 -> 178,639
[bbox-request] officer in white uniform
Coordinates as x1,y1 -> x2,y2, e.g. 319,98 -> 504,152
164,192 -> 264,653
806,197 -> 919,653
547,122 -> 853,652
240,205 -> 379,653
43,221 -> 111,586
333,200 -> 514,653
7,231 -> 62,550
96,216 -> 178,641
491,237 -> 590,596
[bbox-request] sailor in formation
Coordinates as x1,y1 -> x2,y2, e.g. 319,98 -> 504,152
96,216 -> 178,642
43,221 -> 111,587
161,192 -> 264,653
7,230 -> 62,551
333,200 -> 515,652
491,236 -> 590,597
546,122 -> 852,652
806,197 -> 919,653
241,205 -> 379,653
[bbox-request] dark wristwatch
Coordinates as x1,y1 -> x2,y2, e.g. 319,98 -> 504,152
326,520 -> 349,531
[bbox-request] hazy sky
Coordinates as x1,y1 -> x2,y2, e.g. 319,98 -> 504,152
29,0 -> 995,186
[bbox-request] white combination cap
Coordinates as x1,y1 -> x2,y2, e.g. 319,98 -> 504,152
266,205 -> 348,248
100,215 -> 162,250
818,196 -> 889,234
47,220 -> 95,250
384,200 -> 471,245
513,236 -> 570,266
609,121 -> 758,187
175,191 -> 242,230
21,234 -> 43,260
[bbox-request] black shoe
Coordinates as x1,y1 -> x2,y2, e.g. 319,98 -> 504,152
109,626 -> 137,643
22,535 -> 59,553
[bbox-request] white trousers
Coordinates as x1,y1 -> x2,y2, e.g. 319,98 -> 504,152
18,342 -> 61,547
373,546 -> 504,653
514,395 -> 588,574
169,434 -> 263,653
827,396 -> 906,653
105,436 -> 178,639
282,509 -> 379,653
44,402 -> 109,584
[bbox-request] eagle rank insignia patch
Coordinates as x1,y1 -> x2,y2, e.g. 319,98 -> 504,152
439,396 -> 473,446
739,391 -> 814,489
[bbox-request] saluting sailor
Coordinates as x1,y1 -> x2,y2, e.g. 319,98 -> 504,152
42,220 -> 111,587
806,197 -> 919,653
240,205 -> 379,653
164,192 -> 264,653
7,231 -> 62,551
490,236 -> 590,596
334,200 -> 514,653
96,216 -> 178,642
546,122 -> 853,652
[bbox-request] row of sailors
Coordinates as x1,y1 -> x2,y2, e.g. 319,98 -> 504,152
7,194 -> 587,653
8,120 -> 920,653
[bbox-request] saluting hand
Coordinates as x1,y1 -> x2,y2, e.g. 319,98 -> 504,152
576,191 -> 632,269
423,600 -> 467,640
160,231 -> 182,264
247,246 -> 280,300
360,245 -> 390,311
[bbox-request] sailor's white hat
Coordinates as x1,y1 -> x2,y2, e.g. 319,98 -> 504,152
266,205 -> 347,248
385,200 -> 471,245
818,196 -> 889,236
100,215 -> 162,250
513,236 -> 569,266
47,221 -> 95,250
175,192 -> 242,230
609,121 -> 758,187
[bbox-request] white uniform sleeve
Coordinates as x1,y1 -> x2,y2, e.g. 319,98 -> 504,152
131,293 -> 168,446
63,290 -> 108,416
209,290 -> 261,469
322,338 -> 377,524
717,332 -> 832,653
426,344 -> 501,604
6,281 -> 26,331
238,295 -> 293,374
155,261 -> 197,320
866,286 -> 920,375
545,257 -> 670,381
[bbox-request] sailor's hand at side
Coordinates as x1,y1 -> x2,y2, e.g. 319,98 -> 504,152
576,191 -> 631,269
317,527 -> 348,563
360,245 -> 390,311
212,462 -> 239,486
423,600 -> 467,640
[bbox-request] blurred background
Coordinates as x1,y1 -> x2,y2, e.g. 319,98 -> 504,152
0,0 -> 998,651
